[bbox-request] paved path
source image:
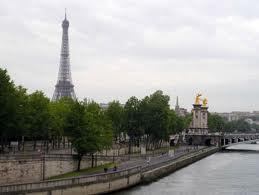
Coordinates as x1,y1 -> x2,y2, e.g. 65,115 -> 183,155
81,146 -> 204,175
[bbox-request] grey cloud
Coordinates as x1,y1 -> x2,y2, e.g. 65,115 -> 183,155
1,0 -> 259,112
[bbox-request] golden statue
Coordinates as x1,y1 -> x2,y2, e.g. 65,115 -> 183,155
202,98 -> 208,107
195,94 -> 202,104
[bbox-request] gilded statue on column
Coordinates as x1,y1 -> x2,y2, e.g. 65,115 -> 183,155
195,94 -> 208,107
202,98 -> 208,107
195,94 -> 202,104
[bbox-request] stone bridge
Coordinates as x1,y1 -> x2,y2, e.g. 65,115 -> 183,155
185,133 -> 259,148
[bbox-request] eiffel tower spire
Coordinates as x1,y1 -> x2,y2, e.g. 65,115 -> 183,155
52,12 -> 76,101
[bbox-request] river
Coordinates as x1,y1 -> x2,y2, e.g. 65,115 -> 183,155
114,143 -> 259,195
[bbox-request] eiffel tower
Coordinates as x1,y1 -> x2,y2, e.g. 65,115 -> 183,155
52,11 -> 76,101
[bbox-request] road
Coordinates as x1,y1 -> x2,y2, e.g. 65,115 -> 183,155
82,145 -> 204,175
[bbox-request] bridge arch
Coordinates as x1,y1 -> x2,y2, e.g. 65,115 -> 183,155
205,138 -> 211,146
221,139 -> 224,146
188,137 -> 193,145
225,139 -> 229,145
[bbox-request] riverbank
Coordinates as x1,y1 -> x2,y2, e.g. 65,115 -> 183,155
116,143 -> 259,195
141,146 -> 219,183
0,146 -> 219,195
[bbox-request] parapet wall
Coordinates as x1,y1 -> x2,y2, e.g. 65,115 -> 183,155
142,147 -> 219,183
0,158 -> 42,185
0,155 -> 112,185
0,145 -> 170,185
0,147 -> 219,195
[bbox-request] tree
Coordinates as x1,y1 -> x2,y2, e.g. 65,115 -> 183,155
208,114 -> 256,133
105,101 -> 124,140
176,114 -> 192,133
225,119 -> 251,133
9,86 -> 30,150
208,114 -> 226,132
0,69 -> 30,150
139,90 -> 171,148
168,110 -> 177,134
124,96 -> 143,153
0,68 -> 17,137
66,101 -> 113,171
48,97 -> 75,149
66,101 -> 86,170
26,91 -> 50,149
84,100 -> 113,153
175,115 -> 185,133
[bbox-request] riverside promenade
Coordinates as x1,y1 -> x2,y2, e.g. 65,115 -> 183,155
0,146 -> 219,194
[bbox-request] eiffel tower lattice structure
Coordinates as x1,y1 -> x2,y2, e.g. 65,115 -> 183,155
52,12 -> 76,101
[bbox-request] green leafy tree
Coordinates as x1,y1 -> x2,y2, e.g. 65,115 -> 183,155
66,101 -> 88,170
175,115 -> 185,133
48,98 -> 75,149
176,114 -> 192,133
0,69 -> 30,150
124,96 -> 143,153
139,90 -> 171,148
26,91 -> 50,149
168,110 -> 177,134
10,86 -> 30,142
208,114 -> 226,132
84,101 -> 113,151
225,119 -> 251,133
0,69 -> 17,137
105,101 -> 124,140
66,101 -> 113,171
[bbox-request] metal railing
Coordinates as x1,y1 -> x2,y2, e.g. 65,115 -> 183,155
0,146 -> 217,194
0,166 -> 141,194
141,146 -> 208,172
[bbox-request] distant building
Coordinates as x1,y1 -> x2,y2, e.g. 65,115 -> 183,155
100,103 -> 109,110
213,111 -> 259,129
215,112 -> 240,121
215,111 -> 257,122
99,102 -> 125,110
175,96 -> 188,117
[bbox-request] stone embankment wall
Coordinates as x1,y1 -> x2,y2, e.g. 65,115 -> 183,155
0,158 -> 42,185
0,155 -> 112,185
142,147 -> 219,183
0,144 -> 170,185
0,147 -> 219,195
44,156 -> 112,178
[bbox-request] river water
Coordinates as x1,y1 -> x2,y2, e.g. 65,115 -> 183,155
114,143 -> 259,195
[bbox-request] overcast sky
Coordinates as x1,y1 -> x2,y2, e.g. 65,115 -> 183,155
1,0 -> 259,112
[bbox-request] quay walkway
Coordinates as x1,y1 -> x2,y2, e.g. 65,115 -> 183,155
0,146 -> 217,194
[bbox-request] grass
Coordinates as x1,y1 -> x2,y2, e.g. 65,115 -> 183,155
47,146 -> 178,180
48,162 -> 116,180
